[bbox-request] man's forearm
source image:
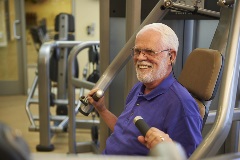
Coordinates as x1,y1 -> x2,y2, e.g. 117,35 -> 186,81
99,109 -> 117,131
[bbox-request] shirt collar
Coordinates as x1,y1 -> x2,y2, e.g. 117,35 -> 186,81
138,72 -> 176,100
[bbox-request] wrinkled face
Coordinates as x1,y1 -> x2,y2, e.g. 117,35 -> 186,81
133,30 -> 171,84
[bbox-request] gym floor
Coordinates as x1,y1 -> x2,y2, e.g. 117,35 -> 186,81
0,31 -> 96,154
0,95 -> 96,155
0,96 -> 160,160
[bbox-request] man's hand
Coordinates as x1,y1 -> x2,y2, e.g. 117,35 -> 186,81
138,127 -> 172,149
87,88 -> 106,113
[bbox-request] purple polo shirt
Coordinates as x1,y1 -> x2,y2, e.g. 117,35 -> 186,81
103,73 -> 202,157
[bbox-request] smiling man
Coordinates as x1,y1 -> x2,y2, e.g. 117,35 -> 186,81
87,23 -> 202,157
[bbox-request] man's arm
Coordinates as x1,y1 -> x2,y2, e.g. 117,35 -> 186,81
98,109 -> 117,131
87,88 -> 117,132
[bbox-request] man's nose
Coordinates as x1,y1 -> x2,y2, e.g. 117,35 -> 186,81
138,51 -> 147,58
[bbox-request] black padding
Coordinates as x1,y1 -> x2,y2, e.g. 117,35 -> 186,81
54,13 -> 75,32
38,24 -> 47,36
88,45 -> 99,65
54,34 -> 75,41
30,27 -> 42,45
50,92 -> 55,107
49,48 -> 79,82
36,144 -> 54,152
91,125 -> 99,144
50,32 -> 77,82
50,13 -> 77,82
202,109 -> 209,130
87,69 -> 100,83
87,45 -> 100,83
56,105 -> 68,115
49,49 -> 59,82
211,55 -> 225,100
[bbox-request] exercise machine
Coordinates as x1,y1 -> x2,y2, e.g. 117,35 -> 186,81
68,0 -> 240,159
26,13 -> 100,152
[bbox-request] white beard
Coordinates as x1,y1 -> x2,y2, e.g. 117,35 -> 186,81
136,59 -> 168,83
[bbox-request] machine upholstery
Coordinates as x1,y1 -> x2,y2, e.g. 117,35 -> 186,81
178,48 -> 224,125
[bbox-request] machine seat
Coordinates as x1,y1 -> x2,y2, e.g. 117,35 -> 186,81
178,48 -> 224,125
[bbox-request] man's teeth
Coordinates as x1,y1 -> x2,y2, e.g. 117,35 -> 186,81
139,65 -> 151,69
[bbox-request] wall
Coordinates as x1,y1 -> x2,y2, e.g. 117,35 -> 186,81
74,0 -> 99,41
9,0 -> 16,41
73,0 -> 100,80
25,0 -> 71,29
0,0 -> 7,46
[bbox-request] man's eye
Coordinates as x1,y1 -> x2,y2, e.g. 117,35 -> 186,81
145,49 -> 154,54
134,49 -> 141,54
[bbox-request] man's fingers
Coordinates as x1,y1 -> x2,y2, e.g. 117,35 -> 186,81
138,136 -> 145,143
88,88 -> 99,97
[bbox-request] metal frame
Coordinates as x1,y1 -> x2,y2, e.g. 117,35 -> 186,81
163,0 -> 220,18
56,14 -> 70,105
86,0 -> 240,159
26,41 -> 100,151
191,0 -> 240,159
68,41 -> 100,154
27,0 -> 240,158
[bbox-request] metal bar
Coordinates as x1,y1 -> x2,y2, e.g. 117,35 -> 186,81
55,41 -> 82,47
205,108 -> 240,125
163,0 -> 220,18
71,78 -> 95,89
57,48 -> 68,101
125,0 -> 141,96
99,0 -> 110,152
205,110 -> 217,125
37,41 -> 55,151
68,41 -> 100,154
56,15 -> 70,112
28,99 -> 39,104
210,7 -> 232,52
225,121 -> 240,152
37,41 -> 82,151
58,89 -> 83,128
218,0 -> 235,7
190,0 -> 240,158
30,117 -> 99,129
25,75 -> 38,127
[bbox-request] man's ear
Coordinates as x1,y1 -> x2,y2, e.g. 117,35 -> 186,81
169,50 -> 176,65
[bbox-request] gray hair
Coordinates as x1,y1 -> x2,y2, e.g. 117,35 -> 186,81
136,23 -> 179,52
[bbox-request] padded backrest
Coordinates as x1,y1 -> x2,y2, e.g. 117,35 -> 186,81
50,13 -> 78,82
178,48 -> 224,118
54,13 -> 75,32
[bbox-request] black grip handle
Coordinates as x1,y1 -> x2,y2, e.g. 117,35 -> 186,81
133,116 -> 150,136
78,89 -> 104,116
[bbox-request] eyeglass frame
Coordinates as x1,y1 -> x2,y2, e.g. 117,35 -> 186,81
131,47 -> 170,58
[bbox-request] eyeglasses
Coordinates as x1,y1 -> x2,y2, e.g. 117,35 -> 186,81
131,47 -> 170,58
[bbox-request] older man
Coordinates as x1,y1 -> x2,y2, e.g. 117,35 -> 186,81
88,23 -> 202,157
